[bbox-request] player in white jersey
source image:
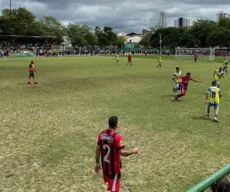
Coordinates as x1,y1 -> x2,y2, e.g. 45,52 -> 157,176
116,53 -> 120,63
223,59 -> 228,74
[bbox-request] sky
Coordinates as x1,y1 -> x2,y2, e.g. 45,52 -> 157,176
1,0 -> 230,33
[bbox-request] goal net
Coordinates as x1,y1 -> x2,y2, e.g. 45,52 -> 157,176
175,47 -> 215,62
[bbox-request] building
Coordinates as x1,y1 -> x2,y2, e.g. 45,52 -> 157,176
217,11 -> 230,22
159,11 -> 166,28
174,17 -> 190,27
125,32 -> 142,44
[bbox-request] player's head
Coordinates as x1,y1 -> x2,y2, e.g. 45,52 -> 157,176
219,67 -> 222,72
176,67 -> 179,72
108,116 -> 118,129
212,81 -> 217,86
186,72 -> 191,77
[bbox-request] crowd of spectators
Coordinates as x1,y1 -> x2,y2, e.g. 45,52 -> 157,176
0,41 -> 229,58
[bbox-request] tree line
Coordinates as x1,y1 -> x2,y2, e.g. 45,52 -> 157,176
0,7 -> 125,47
140,19 -> 230,50
1,7 -> 230,49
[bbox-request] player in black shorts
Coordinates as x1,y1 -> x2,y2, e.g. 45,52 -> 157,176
28,61 -> 38,84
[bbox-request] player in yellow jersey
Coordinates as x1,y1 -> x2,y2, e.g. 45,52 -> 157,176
172,67 -> 182,94
213,67 -> 224,88
157,56 -> 162,67
205,81 -> 221,122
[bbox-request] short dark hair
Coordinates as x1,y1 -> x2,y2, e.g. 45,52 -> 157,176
176,67 -> 179,70
211,177 -> 230,192
108,116 -> 118,128
212,81 -> 217,86
187,72 -> 191,76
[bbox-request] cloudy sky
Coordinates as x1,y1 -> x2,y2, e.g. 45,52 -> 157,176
1,0 -> 230,32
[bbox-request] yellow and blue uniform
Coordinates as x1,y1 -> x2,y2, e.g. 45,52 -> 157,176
207,86 -> 221,110
173,70 -> 182,93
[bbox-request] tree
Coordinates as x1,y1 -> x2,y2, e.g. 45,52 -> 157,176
40,16 -> 65,44
66,24 -> 96,47
116,36 -> 126,47
190,19 -> 217,47
0,8 -> 36,35
139,26 -> 158,47
94,26 -> 118,47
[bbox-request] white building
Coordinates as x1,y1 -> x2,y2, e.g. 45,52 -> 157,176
159,11 -> 166,28
217,11 -> 230,22
125,33 -> 142,44
174,17 -> 190,27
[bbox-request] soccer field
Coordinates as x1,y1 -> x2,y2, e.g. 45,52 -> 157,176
1,56 -> 230,192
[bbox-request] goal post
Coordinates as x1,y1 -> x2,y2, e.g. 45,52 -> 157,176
186,164 -> 230,192
175,47 -> 216,62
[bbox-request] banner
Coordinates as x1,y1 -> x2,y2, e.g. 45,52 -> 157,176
11,51 -> 36,57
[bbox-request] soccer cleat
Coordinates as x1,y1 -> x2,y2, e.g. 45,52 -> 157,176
214,117 -> 219,122
28,82 -> 31,84
34,82 -> 38,84
206,114 -> 210,118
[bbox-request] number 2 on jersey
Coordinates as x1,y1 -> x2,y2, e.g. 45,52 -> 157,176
103,144 -> 110,163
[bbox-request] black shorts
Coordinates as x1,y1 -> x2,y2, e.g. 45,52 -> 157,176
29,71 -> 34,77
194,58 -> 197,62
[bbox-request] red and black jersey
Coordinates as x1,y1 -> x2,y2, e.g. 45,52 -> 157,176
97,129 -> 125,177
181,76 -> 193,90
128,55 -> 132,61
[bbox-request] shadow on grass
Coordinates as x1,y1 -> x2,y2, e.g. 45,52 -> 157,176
192,116 -> 208,120
191,116 -> 220,123
162,94 -> 175,98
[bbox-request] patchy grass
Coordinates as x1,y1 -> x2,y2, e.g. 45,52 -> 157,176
0,56 -> 230,192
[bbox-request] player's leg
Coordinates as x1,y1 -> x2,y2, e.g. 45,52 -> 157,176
28,72 -> 32,84
107,174 -> 120,192
32,72 -> 37,84
206,103 -> 211,117
213,104 -> 219,122
174,83 -> 180,93
175,88 -> 186,100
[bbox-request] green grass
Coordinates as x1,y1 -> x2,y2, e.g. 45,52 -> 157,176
0,56 -> 230,192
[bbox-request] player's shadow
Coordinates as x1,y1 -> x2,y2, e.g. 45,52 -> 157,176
162,94 -> 174,97
191,116 -> 210,121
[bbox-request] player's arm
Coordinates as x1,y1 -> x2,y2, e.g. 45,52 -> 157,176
115,135 -> 139,157
172,76 -> 178,83
191,77 -> 201,82
119,148 -> 139,156
95,137 -> 101,173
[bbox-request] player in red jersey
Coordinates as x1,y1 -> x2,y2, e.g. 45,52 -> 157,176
95,116 -> 139,192
193,53 -> 198,62
173,72 -> 200,100
127,54 -> 132,66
